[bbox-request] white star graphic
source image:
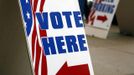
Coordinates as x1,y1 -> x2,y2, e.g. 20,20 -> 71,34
26,0 -> 29,3
26,12 -> 31,19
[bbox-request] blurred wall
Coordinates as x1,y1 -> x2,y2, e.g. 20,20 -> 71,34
116,0 -> 134,35
0,0 -> 32,75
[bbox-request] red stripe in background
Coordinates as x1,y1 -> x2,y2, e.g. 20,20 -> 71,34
88,9 -> 95,25
95,0 -> 102,3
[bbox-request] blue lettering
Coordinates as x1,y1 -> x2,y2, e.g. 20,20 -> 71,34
56,36 -> 66,54
36,12 -> 49,29
42,34 -> 87,55
65,35 -> 79,52
62,12 -> 72,28
77,35 -> 87,51
42,37 -> 56,55
73,11 -> 83,27
50,12 -> 63,29
94,3 -> 115,14
35,11 -> 83,30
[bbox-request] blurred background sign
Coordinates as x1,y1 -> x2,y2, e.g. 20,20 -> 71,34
85,0 -> 120,39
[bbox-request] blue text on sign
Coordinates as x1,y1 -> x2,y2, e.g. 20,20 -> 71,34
36,11 -> 83,30
42,34 -> 87,55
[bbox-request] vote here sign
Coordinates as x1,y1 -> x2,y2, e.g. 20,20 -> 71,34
19,0 -> 94,75
88,0 -> 119,30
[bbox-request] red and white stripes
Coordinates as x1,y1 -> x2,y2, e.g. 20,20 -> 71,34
29,0 -> 47,75
88,0 -> 102,25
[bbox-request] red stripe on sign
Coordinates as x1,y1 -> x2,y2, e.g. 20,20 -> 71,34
30,0 -> 47,75
39,0 -> 48,75
39,0 -> 47,37
39,28 -> 47,37
33,0 -> 38,12
30,0 -> 32,7
32,24 -> 37,60
35,39 -> 41,75
41,52 -> 47,75
40,0 -> 45,12
31,0 -> 38,61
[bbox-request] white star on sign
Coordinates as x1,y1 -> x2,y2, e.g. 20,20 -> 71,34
26,0 -> 29,3
26,12 -> 31,19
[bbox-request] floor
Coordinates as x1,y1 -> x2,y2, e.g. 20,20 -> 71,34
87,26 -> 134,75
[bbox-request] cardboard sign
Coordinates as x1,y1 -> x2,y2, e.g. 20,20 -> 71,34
88,0 -> 119,30
19,0 -> 94,75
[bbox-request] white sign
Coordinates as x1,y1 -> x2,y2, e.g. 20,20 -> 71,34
88,0 -> 119,30
19,0 -> 94,75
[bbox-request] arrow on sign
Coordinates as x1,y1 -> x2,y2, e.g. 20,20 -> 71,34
97,15 -> 108,22
56,62 -> 90,75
